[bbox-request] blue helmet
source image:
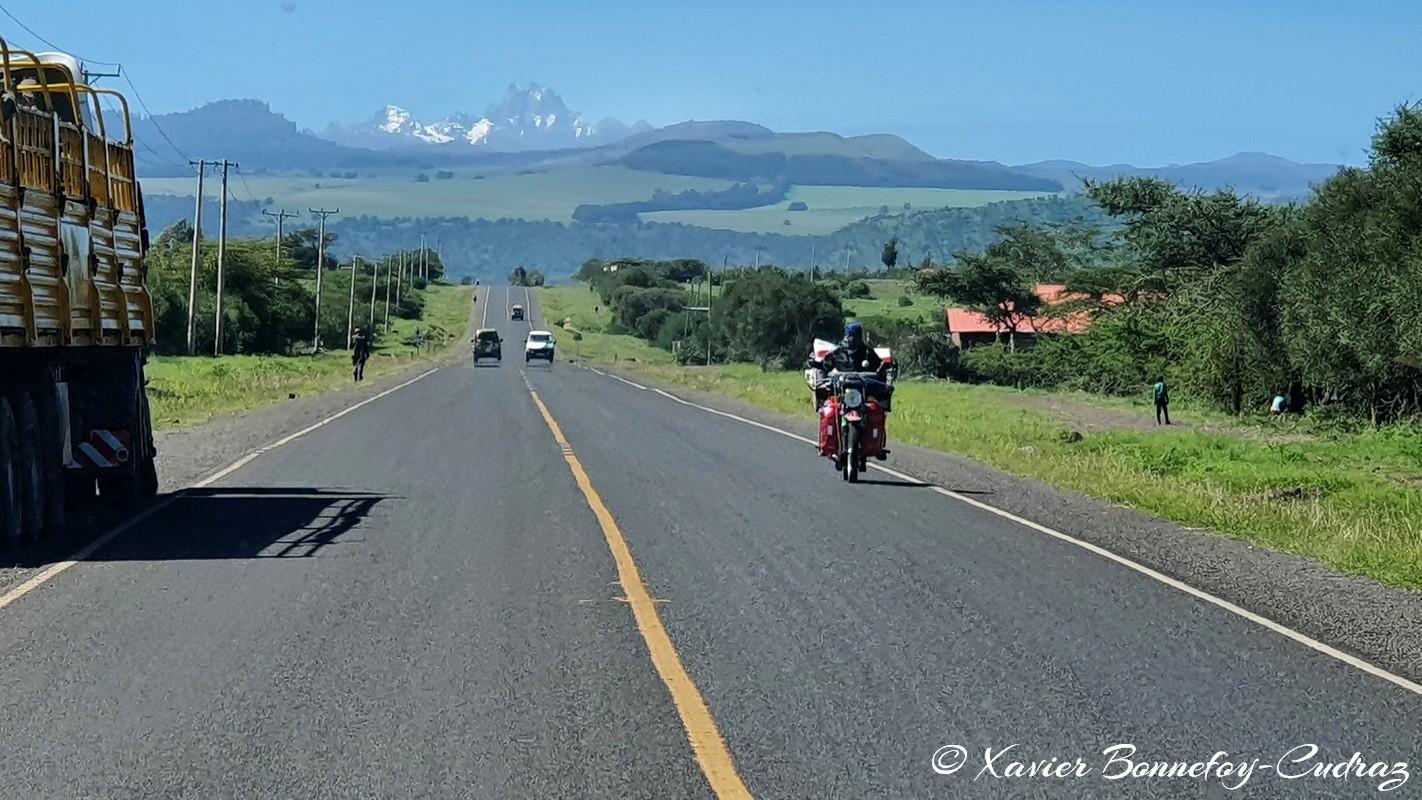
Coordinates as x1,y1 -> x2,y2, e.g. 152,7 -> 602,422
844,321 -> 863,342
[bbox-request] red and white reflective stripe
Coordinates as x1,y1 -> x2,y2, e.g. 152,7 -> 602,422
70,429 -> 131,470
93,429 -> 129,462
74,442 -> 116,468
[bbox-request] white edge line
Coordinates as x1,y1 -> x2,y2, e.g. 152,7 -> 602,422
0,366 -> 442,611
0,497 -> 178,612
602,373 -> 1422,697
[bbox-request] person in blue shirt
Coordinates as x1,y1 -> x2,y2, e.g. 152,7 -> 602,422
1152,376 -> 1170,425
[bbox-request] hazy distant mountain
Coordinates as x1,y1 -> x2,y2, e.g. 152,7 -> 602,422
128,97 -> 1343,201
613,139 -> 1063,191
130,99 -> 419,178
1014,152 -> 1344,200
320,83 -> 653,152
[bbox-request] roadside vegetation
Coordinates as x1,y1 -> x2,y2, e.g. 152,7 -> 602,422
142,221 -> 472,429
548,103 -> 1422,591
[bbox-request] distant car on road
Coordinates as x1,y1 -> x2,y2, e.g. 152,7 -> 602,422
472,328 -> 502,363
525,330 -> 556,363
510,304 -> 525,321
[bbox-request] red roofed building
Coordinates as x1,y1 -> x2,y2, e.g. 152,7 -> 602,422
944,284 -> 1127,350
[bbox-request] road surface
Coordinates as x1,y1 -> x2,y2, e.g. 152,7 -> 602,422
0,285 -> 1417,799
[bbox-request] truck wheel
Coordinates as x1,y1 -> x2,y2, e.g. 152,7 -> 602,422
15,394 -> 45,541
34,386 -> 66,534
0,399 -> 22,547
97,472 -> 139,507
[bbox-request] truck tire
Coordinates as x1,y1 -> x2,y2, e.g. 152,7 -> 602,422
15,393 -> 45,541
0,399 -> 22,547
35,385 -> 66,534
97,471 -> 139,507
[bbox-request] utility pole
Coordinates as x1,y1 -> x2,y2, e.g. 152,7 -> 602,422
262,208 -> 298,284
213,159 -> 237,356
419,234 -> 427,282
369,255 -> 379,328
309,207 -> 340,350
346,255 -> 359,349
185,160 -> 206,355
383,255 -> 393,333
395,250 -> 404,308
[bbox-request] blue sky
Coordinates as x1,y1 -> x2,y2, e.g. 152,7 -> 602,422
7,0 -> 1417,166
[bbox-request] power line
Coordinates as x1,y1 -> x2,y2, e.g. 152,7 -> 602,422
0,3 -> 186,167
0,3 -> 122,65
235,165 -> 260,205
121,67 -> 190,163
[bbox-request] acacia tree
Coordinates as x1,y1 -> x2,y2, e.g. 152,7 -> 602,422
1274,104 -> 1422,421
917,250 -> 1041,351
881,237 -> 899,271
709,267 -> 843,369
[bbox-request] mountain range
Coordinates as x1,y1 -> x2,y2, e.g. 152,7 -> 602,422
320,83 -> 654,152
128,84 -> 1346,200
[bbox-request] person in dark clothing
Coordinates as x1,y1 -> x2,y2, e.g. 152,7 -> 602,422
821,321 -> 881,375
1152,376 -> 1170,425
808,322 -> 891,410
352,326 -> 372,381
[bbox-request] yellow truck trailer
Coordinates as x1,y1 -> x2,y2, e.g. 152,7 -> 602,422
0,40 -> 157,545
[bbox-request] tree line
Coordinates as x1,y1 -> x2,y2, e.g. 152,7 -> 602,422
909,103 -> 1422,424
571,258 -> 958,376
144,220 -> 447,356
139,192 -> 1105,284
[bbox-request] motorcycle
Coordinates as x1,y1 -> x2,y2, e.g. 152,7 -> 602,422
805,339 -> 897,483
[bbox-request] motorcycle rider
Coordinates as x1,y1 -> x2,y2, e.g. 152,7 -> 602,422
823,321 -> 881,374
808,322 -> 891,410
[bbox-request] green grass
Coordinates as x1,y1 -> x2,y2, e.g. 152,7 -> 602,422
146,283 -> 474,429
536,286 -> 676,365
641,187 -> 1057,235
840,279 -> 945,324
579,358 -> 1422,591
142,167 -> 738,223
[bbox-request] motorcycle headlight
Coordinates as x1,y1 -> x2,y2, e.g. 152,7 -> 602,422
843,388 -> 863,409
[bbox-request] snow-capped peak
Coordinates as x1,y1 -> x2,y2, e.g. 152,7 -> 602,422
322,84 -> 637,152
379,105 -> 415,134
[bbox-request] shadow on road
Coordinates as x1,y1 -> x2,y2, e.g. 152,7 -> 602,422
859,478 -> 996,495
856,478 -> 931,488
2,488 -> 390,568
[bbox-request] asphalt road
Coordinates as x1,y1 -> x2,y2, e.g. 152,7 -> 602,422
0,285 -> 1418,799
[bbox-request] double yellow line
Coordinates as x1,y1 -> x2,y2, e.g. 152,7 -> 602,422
526,384 -> 753,799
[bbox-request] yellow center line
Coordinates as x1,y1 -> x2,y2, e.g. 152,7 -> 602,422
526,383 -> 753,799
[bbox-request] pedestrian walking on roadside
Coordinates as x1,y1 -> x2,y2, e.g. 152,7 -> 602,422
352,326 -> 371,382
1153,376 -> 1171,425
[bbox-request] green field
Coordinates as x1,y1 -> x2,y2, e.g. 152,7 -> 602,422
141,166 -> 739,223
839,279 -> 945,324
147,283 -> 475,429
641,187 -> 1057,235
537,285 -> 675,365
144,169 -> 1055,234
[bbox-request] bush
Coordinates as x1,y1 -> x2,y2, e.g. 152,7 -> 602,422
897,295 -> 913,307
842,281 -> 872,299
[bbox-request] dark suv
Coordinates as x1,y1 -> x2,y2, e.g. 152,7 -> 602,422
472,328 -> 502,363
